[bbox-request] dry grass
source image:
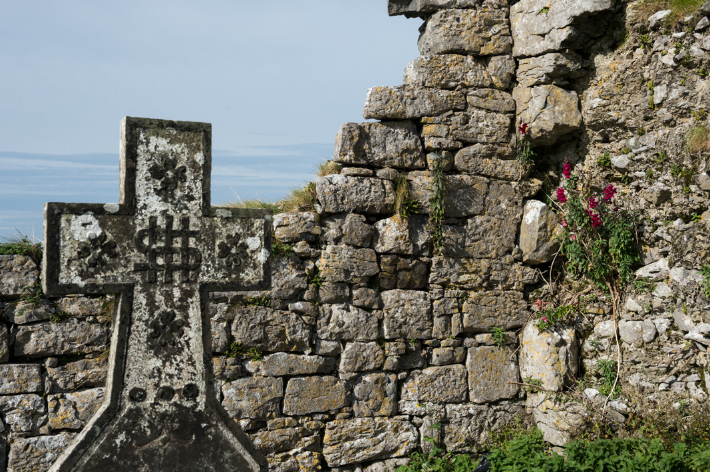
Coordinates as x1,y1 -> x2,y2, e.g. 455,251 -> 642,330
633,0 -> 705,27
316,160 -> 341,177
687,125 -> 710,154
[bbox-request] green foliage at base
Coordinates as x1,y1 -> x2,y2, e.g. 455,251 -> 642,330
0,234 -> 43,266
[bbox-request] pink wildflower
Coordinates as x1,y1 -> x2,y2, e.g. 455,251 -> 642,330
589,196 -> 599,210
561,220 -> 567,227
570,234 -> 577,240
563,162 -> 572,179
556,187 -> 567,203
518,122 -> 529,135
590,212 -> 602,228
603,184 -> 617,202
541,317 -> 548,322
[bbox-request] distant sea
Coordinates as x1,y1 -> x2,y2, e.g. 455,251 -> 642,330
0,143 -> 332,242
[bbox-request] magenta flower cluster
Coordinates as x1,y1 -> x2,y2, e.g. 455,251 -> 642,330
563,162 -> 572,179
556,187 -> 567,203
603,184 -> 616,202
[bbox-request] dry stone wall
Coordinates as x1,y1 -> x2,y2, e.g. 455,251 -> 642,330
2,1 -> 710,471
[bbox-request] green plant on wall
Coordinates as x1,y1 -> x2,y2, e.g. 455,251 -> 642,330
393,171 -> 419,219
429,143 -> 446,255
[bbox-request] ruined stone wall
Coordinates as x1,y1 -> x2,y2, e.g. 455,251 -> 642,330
1,0 -> 710,471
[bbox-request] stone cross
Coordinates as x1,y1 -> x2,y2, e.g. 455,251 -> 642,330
43,117 -> 271,472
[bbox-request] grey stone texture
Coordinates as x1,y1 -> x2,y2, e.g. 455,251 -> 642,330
466,346 -> 519,403
273,212 -> 321,243
317,244 -> 379,284
363,85 -> 466,120
517,52 -> 588,88
381,289 -> 433,340
322,418 -> 418,466
388,0 -> 483,17
519,200 -> 562,264
0,255 -> 38,296
283,376 -> 349,415
243,353 -> 335,377
513,84 -> 583,146
7,434 -> 71,472
0,394 -> 47,433
418,9 -> 512,56
47,388 -> 104,431
353,373 -> 398,417
421,111 -> 511,147
0,364 -> 43,394
462,291 -> 529,332
231,307 -> 312,352
222,377 -> 284,420
403,54 -> 515,90
316,175 -> 396,214
334,121 -> 425,169
400,365 -> 468,403
2,299 -> 56,324
520,322 -> 579,391
46,357 -> 107,393
317,304 -> 379,341
340,342 -> 386,372
322,214 -> 375,248
14,319 -> 109,357
443,402 -> 525,452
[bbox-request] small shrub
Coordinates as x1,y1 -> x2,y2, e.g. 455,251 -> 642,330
597,152 -> 612,168
515,122 -> 535,168
20,284 -> 43,307
49,310 -> 72,323
491,327 -> 505,347
280,182 -> 317,213
596,359 -> 621,397
535,304 -> 575,331
225,342 -> 244,358
306,267 -> 323,288
316,160 -> 341,177
246,296 -> 270,307
0,233 -> 43,266
271,240 -> 293,258
393,171 -> 420,219
247,347 -> 263,362
687,125 -> 710,154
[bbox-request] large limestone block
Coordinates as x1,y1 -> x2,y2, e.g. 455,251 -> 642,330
317,244 -> 379,284
340,342 -> 386,372
323,418 -> 418,466
520,322 -> 578,391
7,434 -> 71,472
283,376 -> 349,415
466,346 -> 519,403
400,365 -> 468,403
0,394 -> 47,432
322,213 -> 375,248
243,353 -> 335,376
517,52 -> 588,88
462,291 -> 529,332
513,85 -> 582,146
511,0 -> 614,57
48,387 -> 104,431
353,373 -> 398,417
46,357 -> 107,393
0,255 -> 38,296
430,257 -> 538,290
519,200 -> 562,264
388,0 -> 483,17
222,377 -> 283,420
271,256 -> 308,299
2,299 -> 56,324
408,173 -> 489,217
363,85 -> 465,120
403,54 -> 515,90
461,215 -> 520,259
249,427 -> 314,455
421,111 -> 511,146
14,319 -> 109,357
317,304 -> 379,341
273,211 -> 321,243
54,296 -> 106,317
418,9 -> 512,56
381,289 -> 433,340
454,148 -> 524,181
443,402 -> 525,452
316,175 -> 395,214
467,89 -> 516,114
231,306 -> 312,352
334,122 -> 425,169
527,393 -> 587,446
0,364 -> 43,394
373,215 -> 431,257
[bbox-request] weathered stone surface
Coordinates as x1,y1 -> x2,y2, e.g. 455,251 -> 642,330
421,111 -> 511,146
340,342 -> 385,372
352,287 -> 382,310
519,200 -> 562,264
48,388 -> 104,431
244,353 -> 335,376
322,214 -> 375,248
443,402 -> 525,452
0,394 -> 46,432
527,393 -> 587,446
378,255 -> 430,290
635,258 -> 670,281
318,282 -> 350,304
363,85 -> 466,120
403,54 -> 514,90
222,377 -> 283,420
416,174 -> 489,218
7,434 -> 71,472
454,151 -> 523,183
462,291 -> 529,332
382,290 -> 432,340
400,365 -> 468,403
283,376 -> 349,415
619,320 -> 645,344
373,216 -> 414,255
0,255 -> 38,297
317,244 -> 379,284
0,364 -> 43,394
46,357 -> 107,393
271,256 -> 308,300
250,427 -> 317,455
431,346 -> 466,365
231,307 -> 312,352
431,257 -> 538,290
511,0 -> 614,57
323,418 -> 418,467
213,356 -> 242,380
388,0 -> 482,17
513,85 -> 582,146
14,319 -> 109,357
334,122 -> 425,169
517,52 -> 588,87
418,9 -> 512,56
641,183 -> 672,205
444,215 -> 520,259
273,212 -> 321,243
1,299 -> 56,324
353,373 -> 398,417
467,89 -> 516,114
520,322 -> 578,391
54,296 -> 105,317
318,304 -> 379,342
0,324 -> 9,363
466,346 -> 519,403
316,175 -> 395,214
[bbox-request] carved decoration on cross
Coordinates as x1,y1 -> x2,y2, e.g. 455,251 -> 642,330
43,117 -> 271,472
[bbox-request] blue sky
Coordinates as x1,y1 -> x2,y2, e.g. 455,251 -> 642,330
0,1 -> 421,240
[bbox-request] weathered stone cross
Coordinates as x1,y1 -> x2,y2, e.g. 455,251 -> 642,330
43,117 -> 271,472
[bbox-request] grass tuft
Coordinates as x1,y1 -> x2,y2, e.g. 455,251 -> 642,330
634,0 -> 705,28
687,125 -> 710,154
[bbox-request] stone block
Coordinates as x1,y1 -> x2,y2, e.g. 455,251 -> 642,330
317,304 -> 379,342
400,365 -> 468,403
283,376 -> 349,415
318,282 -> 350,304
271,256 -> 308,300
641,183 -> 672,205
0,394 -> 47,432
54,296 -> 106,317
212,357 -> 242,380
7,434 -> 71,472
454,149 -> 524,180
1,299 -> 56,324
250,427 -> 315,455
323,418 -> 418,467
388,0 -> 482,17
317,245 -> 379,284
513,84 -> 582,146
618,320 -> 644,344
363,85 -> 465,120
635,258 -> 670,281
520,322 -> 578,391
14,319 -> 109,357
378,255 -> 429,290
352,287 -> 382,310
418,9 -> 512,56
430,257 -> 538,290
0,325 -> 8,363
322,214 -> 375,248
431,347 -> 466,365
0,255 -> 38,297
519,200 -> 562,264
462,291 -> 529,332
466,346 -> 519,403
243,353 -> 335,376
334,121 -> 425,169
421,111 -> 511,145
222,377 -> 283,420
0,364 -> 43,394
527,393 -> 587,446
467,89 -> 516,114
46,357 -> 107,393
340,342 -> 385,373
317,175 -> 395,215
231,307 -> 312,352
404,54 -> 512,90
353,373 -> 398,417
47,387 -> 104,431
381,290 -> 432,340
516,52 -> 588,87
273,212 -> 321,243
443,403 -> 525,452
